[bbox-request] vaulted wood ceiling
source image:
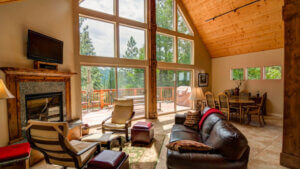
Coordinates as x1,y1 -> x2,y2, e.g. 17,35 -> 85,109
181,0 -> 284,58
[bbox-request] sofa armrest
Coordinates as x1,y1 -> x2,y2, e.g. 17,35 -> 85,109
175,113 -> 187,124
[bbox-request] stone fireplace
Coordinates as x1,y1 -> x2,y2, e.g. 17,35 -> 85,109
19,82 -> 67,137
0,67 -> 76,143
25,92 -> 64,123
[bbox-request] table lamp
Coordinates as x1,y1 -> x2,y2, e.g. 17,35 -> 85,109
0,79 -> 15,100
190,87 -> 205,111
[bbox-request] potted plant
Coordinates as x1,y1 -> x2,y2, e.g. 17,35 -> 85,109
235,75 -> 244,96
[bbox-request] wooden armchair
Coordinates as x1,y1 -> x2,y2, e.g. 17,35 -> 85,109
102,98 -> 135,142
245,93 -> 267,127
26,120 -> 100,169
205,91 -> 216,108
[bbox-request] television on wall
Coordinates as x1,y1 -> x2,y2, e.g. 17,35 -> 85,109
27,30 -> 63,64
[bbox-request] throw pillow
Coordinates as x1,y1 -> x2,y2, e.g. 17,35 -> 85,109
184,110 -> 200,130
166,140 -> 213,153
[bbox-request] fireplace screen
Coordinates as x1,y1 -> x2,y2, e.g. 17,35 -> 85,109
25,92 -> 63,122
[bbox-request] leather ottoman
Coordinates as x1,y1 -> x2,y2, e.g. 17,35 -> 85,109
131,122 -> 154,145
87,150 -> 129,169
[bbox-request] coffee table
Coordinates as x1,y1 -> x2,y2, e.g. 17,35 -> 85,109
81,132 -> 123,151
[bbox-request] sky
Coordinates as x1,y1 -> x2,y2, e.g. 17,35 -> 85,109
80,0 -> 145,58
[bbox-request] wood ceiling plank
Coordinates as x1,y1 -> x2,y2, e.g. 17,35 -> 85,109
181,0 -> 284,57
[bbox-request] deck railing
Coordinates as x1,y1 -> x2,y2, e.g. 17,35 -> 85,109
81,87 -> 175,109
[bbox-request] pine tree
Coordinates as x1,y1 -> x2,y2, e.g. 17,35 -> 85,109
124,36 -> 139,59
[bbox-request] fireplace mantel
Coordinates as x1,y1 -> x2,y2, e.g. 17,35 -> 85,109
0,67 -> 76,144
1,67 -> 76,77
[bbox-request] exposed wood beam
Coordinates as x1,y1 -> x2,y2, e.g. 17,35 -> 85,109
147,0 -> 157,119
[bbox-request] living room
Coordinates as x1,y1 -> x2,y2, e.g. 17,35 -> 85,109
0,0 -> 299,169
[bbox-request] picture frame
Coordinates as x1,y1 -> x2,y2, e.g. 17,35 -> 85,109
198,73 -> 208,87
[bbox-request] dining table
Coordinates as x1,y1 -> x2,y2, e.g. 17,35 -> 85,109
215,96 -> 255,123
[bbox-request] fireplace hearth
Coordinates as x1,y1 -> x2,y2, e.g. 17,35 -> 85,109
25,92 -> 63,122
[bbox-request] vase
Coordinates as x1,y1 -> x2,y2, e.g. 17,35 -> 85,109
235,88 -> 240,96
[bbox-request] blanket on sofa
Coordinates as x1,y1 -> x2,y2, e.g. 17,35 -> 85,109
198,108 -> 224,129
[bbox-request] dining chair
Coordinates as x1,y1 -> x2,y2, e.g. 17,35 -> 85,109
26,120 -> 100,169
240,91 -> 250,99
245,93 -> 267,127
102,98 -> 135,142
205,91 -> 216,108
224,90 -> 232,97
218,93 -> 238,121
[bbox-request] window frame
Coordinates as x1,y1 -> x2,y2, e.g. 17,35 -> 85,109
263,65 -> 282,80
156,2 -> 195,65
78,0 -> 148,60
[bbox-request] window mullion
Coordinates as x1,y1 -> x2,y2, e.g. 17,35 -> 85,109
174,0 -> 178,32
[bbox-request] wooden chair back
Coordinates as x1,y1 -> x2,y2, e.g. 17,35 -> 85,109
26,120 -> 81,168
218,93 -> 230,111
205,91 -> 216,108
240,91 -> 250,99
259,93 -> 267,113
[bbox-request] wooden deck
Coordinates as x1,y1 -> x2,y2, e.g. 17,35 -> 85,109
82,102 -> 191,126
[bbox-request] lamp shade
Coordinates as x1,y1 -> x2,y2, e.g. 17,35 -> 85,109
0,79 -> 14,100
190,87 -> 205,100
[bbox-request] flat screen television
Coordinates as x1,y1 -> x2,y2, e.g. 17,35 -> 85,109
27,30 -> 63,64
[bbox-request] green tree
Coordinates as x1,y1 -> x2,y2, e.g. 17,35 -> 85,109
79,17 -> 103,90
265,66 -> 281,79
124,36 -> 139,59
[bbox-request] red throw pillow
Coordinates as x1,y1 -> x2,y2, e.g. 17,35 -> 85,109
0,142 -> 31,162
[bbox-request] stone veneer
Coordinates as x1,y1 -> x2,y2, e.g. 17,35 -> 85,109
19,82 -> 66,135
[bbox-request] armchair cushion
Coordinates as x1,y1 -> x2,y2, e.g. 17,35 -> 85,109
111,105 -> 133,124
103,123 -> 126,130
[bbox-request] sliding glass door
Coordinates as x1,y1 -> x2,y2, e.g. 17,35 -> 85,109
117,68 -> 145,118
157,69 -> 192,114
81,66 -> 146,126
176,71 -> 192,111
157,70 -> 175,114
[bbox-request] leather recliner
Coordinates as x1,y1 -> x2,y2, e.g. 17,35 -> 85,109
167,107 -> 250,169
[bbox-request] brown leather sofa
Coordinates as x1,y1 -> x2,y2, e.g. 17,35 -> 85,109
167,107 -> 250,169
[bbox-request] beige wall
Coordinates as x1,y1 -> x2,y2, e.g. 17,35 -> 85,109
0,0 -> 81,146
212,48 -> 284,117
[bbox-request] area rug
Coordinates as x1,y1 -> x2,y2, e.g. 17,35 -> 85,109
111,134 -> 165,169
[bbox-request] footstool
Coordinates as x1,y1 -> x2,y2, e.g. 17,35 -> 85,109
82,132 -> 123,151
131,122 -> 154,145
87,150 -> 129,169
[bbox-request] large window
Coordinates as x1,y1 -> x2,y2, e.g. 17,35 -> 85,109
78,0 -> 196,121
80,17 -> 115,57
178,38 -> 193,64
264,66 -> 282,80
156,0 -> 174,30
156,0 -> 194,65
119,0 -> 145,22
119,26 -> 146,60
156,34 -> 175,63
80,0 -> 114,14
81,66 -> 146,126
79,0 -> 146,60
157,69 -> 192,114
